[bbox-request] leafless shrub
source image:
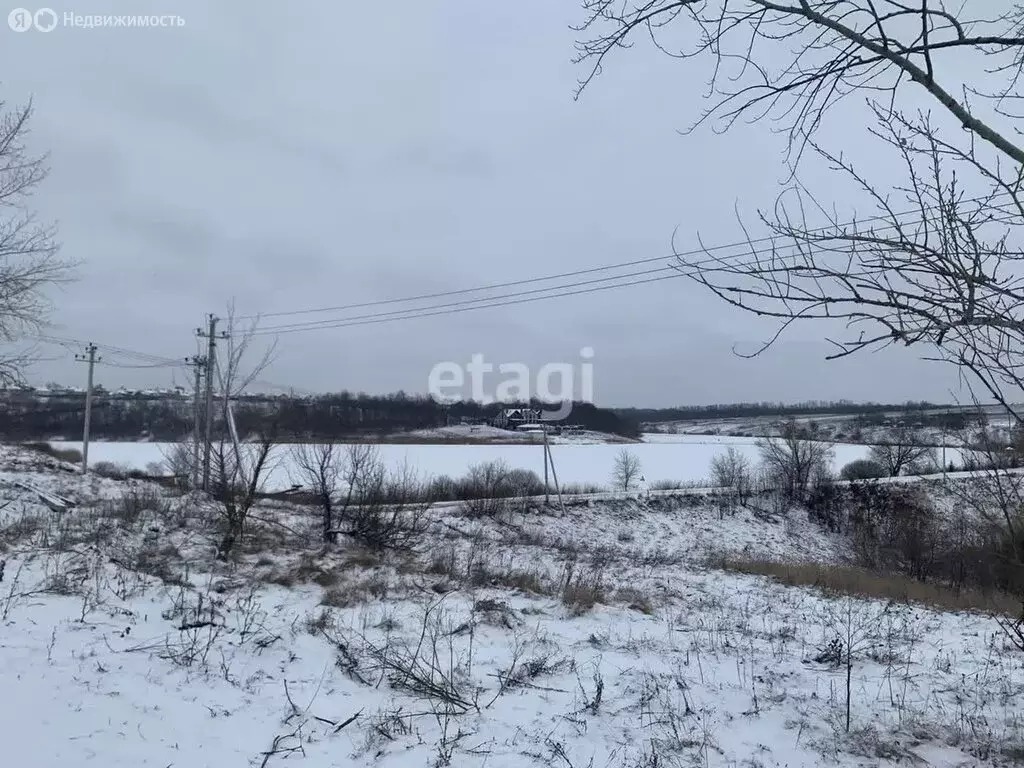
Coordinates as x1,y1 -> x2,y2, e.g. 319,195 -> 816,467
320,574 -> 390,608
816,599 -> 903,733
471,598 -> 521,630
148,581 -> 227,669
461,460 -> 516,519
130,541 -> 186,585
304,607 -> 333,636
361,708 -> 415,754
869,427 -> 936,477
160,440 -> 197,487
337,453 -> 430,552
757,420 -> 833,503
709,446 -> 753,505
1,555 -> 44,619
575,667 -> 604,716
428,544 -> 458,577
497,648 -> 572,696
847,483 -> 934,576
103,485 -> 174,528
0,507 -> 44,549
466,560 -> 551,595
334,600 -> 475,715
839,459 -> 887,482
561,482 -> 606,495
648,479 -> 684,491
631,671 -> 720,765
290,440 -> 344,544
228,584 -> 274,645
210,431 -> 279,559
92,461 -> 131,480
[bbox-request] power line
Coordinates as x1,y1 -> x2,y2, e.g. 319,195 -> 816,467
250,272 -> 684,336
252,264 -> 678,334
239,190 -> 1023,325
247,198 -> 1024,337
95,360 -> 183,370
32,334 -> 183,367
239,254 -> 680,322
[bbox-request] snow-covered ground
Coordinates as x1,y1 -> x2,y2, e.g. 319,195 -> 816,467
1,442 -> 1023,767
49,435 -> 873,491
646,413 -> 1004,451
405,424 -> 632,444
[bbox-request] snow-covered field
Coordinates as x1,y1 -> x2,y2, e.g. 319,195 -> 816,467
1,442 -> 1023,767
49,435 -> 873,491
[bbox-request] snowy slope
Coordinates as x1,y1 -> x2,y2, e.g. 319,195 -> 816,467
1,444 -> 1022,767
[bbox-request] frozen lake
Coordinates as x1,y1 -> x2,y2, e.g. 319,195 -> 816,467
50,435 -> 873,491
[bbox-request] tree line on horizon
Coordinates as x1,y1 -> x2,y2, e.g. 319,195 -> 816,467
0,390 -> 640,441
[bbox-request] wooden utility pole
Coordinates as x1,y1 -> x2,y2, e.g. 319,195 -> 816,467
197,315 -> 228,491
186,355 -> 206,489
543,428 -> 550,504
542,425 -> 564,513
74,343 -> 100,474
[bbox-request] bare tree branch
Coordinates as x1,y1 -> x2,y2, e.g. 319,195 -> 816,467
0,98 -> 74,384
574,1 -> 1024,164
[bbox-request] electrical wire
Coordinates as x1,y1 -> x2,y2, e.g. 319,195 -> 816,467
250,272 -> 684,336
251,264 -> 679,334
248,197 -> 1024,337
238,189 -> 1024,325
32,334 -> 184,367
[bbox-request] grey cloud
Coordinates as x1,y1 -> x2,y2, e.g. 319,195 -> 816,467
0,0 -> 973,406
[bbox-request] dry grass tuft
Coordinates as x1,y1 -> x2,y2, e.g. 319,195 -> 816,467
0,512 -> 45,548
304,607 -> 334,635
561,566 -> 607,616
344,547 -> 381,569
104,486 -> 174,527
468,563 -> 552,595
320,574 -> 390,607
613,586 -> 657,615
713,555 -> 1021,617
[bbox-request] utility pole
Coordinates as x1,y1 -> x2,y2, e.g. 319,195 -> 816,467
542,424 -> 564,513
542,427 -> 550,504
197,315 -> 228,491
186,355 -> 206,489
74,343 -> 100,474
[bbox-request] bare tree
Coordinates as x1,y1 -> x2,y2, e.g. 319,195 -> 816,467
462,459 -> 515,519
575,2 -> 1024,166
757,419 -> 833,502
291,440 -> 343,543
869,425 -> 936,477
211,428 -> 278,559
207,307 -> 278,558
611,448 -> 642,491
213,304 -> 277,408
574,2 -> 1024,415
336,447 -> 430,552
0,99 -> 72,383
709,446 -> 752,504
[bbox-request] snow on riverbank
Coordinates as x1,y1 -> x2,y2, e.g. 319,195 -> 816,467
48,435 -> 873,491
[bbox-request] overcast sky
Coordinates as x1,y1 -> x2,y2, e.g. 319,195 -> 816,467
0,0 -> 970,407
